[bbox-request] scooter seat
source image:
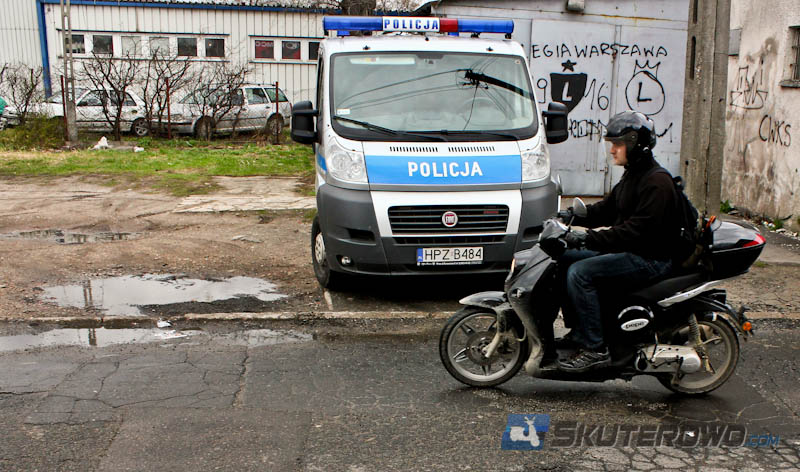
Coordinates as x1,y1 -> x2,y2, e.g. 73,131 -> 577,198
629,271 -> 708,304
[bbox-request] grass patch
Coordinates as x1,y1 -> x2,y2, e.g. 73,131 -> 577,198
753,261 -> 769,269
0,138 -> 314,196
720,199 -> 733,214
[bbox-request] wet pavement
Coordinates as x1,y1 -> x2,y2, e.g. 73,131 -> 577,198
0,319 -> 797,471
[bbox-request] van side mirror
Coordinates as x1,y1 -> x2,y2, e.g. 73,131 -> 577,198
291,100 -> 318,144
542,102 -> 569,144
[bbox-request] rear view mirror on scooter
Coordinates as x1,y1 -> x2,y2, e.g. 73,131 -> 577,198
572,198 -> 588,218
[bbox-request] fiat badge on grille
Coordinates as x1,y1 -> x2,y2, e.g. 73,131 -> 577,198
442,211 -> 458,227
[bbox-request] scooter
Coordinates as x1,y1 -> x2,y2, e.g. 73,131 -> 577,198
439,198 -> 765,395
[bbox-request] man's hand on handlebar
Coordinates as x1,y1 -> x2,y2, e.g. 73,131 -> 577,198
557,208 -> 574,224
564,230 -> 587,249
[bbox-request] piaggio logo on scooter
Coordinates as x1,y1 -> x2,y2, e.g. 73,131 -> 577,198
442,211 -> 458,227
621,319 -> 650,331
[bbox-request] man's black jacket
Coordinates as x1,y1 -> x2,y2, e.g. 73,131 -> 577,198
573,152 -> 681,261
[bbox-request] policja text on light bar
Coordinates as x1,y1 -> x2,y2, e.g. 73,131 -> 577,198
322,16 -> 514,35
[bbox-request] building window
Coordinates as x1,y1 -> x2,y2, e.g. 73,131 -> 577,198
205,38 -> 225,57
150,37 -> 170,56
93,35 -> 113,55
63,34 -> 85,54
792,26 -> 800,81
121,36 -> 141,57
282,40 -> 301,60
178,38 -> 197,57
255,40 -> 274,59
309,41 -> 320,61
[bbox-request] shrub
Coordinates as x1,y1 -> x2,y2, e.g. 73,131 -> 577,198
0,114 -> 64,150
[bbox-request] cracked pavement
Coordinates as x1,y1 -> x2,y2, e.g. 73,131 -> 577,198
0,320 -> 798,471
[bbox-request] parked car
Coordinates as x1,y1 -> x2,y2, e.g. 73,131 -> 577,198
33,89 -> 149,137
0,100 -> 20,129
169,84 -> 292,139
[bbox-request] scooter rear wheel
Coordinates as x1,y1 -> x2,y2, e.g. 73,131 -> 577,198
439,306 -> 529,387
657,316 -> 739,395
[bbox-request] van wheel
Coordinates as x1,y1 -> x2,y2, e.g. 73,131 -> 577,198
311,216 -> 345,289
194,117 -> 215,140
131,118 -> 149,137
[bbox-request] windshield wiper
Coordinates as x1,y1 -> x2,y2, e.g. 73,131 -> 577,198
416,130 -> 519,140
463,70 -> 533,100
333,115 -> 445,141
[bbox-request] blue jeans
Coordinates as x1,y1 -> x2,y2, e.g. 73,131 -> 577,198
558,250 -> 673,350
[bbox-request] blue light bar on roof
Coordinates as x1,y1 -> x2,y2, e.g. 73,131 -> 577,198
322,16 -> 514,35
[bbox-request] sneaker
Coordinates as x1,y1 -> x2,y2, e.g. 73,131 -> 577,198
557,347 -> 611,373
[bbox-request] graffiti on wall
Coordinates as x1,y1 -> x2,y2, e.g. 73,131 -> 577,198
730,63 -> 769,109
759,114 -> 792,147
534,58 -> 674,143
530,23 -> 686,194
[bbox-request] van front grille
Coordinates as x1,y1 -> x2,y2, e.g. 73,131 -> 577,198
388,205 -> 509,234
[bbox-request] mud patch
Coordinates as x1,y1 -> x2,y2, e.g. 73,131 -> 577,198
40,274 -> 288,316
0,229 -> 139,244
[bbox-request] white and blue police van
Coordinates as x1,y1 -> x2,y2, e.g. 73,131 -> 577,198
292,16 -> 570,288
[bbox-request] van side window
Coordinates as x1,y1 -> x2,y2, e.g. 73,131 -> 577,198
316,58 -> 324,111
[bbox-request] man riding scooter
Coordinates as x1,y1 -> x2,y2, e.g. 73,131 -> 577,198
554,111 -> 689,373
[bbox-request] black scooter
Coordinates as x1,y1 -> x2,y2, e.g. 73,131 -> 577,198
439,199 -> 765,395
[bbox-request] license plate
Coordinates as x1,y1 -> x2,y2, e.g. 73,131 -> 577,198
416,247 -> 483,266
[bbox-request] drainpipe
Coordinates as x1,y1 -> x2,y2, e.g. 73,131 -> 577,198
36,0 -> 53,96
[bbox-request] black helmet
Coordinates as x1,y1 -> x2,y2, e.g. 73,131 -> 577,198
604,111 -> 656,155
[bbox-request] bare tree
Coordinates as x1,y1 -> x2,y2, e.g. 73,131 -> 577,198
184,61 -> 250,140
314,0 -> 377,15
1,63 -> 45,125
140,49 -> 195,136
79,52 -> 142,141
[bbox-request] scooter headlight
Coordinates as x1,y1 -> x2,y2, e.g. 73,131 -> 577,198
326,137 -> 367,183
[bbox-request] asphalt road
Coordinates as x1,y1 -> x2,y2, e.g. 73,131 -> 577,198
0,319 -> 798,471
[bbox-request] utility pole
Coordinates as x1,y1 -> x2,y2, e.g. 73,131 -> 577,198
679,0 -> 731,216
60,0 -> 78,143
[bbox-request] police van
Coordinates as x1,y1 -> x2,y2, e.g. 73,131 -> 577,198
292,16 -> 570,288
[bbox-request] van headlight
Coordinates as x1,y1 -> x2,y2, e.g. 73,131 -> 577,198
521,146 -> 550,182
326,138 -> 367,183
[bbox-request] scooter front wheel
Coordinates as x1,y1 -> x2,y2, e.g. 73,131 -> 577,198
439,306 -> 529,387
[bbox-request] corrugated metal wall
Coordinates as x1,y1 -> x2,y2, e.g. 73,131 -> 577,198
38,3 -> 322,103
0,0 -> 43,68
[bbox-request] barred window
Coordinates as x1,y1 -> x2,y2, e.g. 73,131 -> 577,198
792,26 -> 800,81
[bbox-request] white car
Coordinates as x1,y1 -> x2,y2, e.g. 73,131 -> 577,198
37,89 -> 149,137
169,84 -> 292,138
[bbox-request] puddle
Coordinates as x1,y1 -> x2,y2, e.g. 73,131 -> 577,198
0,327 -> 198,351
40,274 -> 288,316
0,229 -> 139,244
0,327 -> 311,352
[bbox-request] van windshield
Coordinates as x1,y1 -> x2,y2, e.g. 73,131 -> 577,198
330,52 -> 538,141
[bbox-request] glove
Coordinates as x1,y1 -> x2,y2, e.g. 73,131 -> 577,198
564,230 -> 587,249
557,208 -> 574,224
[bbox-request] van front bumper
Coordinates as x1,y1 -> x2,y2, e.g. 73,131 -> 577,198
316,181 -> 558,276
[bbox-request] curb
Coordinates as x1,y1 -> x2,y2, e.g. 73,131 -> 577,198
17,310 -> 800,326
21,311 -> 453,327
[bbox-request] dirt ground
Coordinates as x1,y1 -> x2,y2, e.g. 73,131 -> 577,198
0,176 -> 322,320
0,176 -> 798,321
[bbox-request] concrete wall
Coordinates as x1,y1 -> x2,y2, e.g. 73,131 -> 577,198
724,0 -> 800,230
433,0 -> 690,196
